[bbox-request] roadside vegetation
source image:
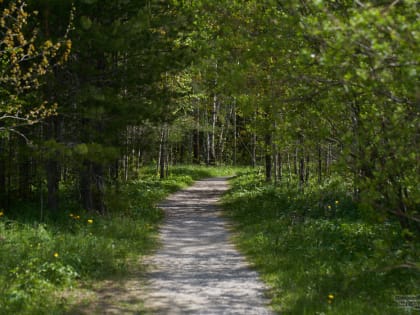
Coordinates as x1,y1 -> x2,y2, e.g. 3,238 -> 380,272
0,165 -> 236,315
223,171 -> 420,315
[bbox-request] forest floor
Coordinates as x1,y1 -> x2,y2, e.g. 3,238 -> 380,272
142,177 -> 273,314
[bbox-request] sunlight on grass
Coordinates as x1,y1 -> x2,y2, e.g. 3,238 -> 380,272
223,171 -> 420,315
0,165 -> 237,315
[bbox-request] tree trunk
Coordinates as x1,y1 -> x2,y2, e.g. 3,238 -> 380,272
305,153 -> 310,183
278,152 -> 283,182
0,139 -> 6,208
46,159 -> 60,211
298,136 -> 305,188
273,142 -> 278,183
318,143 -> 322,184
159,126 -> 166,179
45,117 -> 61,211
210,94 -> 217,165
265,133 -> 272,182
251,110 -> 257,168
299,153 -> 305,188
233,100 -> 237,166
18,134 -> 32,201
93,162 -> 106,214
80,161 -> 93,211
193,106 -> 200,164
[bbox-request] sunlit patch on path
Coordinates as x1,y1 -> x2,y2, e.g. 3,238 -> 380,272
144,177 -> 273,315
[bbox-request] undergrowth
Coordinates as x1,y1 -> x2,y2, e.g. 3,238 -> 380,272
223,170 -> 420,315
0,165 -> 237,315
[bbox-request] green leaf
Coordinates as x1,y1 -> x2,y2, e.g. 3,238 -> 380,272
80,16 -> 92,30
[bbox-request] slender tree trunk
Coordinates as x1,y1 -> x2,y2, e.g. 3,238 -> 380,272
0,139 -> 6,208
6,137 -> 12,209
299,153 -> 305,188
265,133 -> 272,182
218,121 -> 226,164
252,132 -> 257,168
159,126 -> 166,179
305,153 -> 310,183
137,149 -> 141,172
273,142 -> 278,183
45,117 -> 61,211
210,94 -> 217,165
80,161 -> 93,211
19,155 -> 31,200
298,137 -> 305,188
233,100 -> 237,166
193,107 -> 200,164
46,159 -> 60,211
124,153 -> 129,181
318,143 -> 322,184
93,162 -> 106,214
278,152 -> 283,182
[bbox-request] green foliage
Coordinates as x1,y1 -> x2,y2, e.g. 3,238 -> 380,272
223,171 -> 420,314
0,165 -> 236,314
0,0 -> 72,138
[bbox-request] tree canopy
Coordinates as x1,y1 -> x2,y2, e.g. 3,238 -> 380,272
0,0 -> 419,231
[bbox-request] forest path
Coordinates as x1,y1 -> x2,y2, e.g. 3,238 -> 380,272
143,177 -> 273,315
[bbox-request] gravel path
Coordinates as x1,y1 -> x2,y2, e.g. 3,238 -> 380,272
144,177 -> 273,315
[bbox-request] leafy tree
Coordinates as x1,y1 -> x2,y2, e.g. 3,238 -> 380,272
0,0 -> 71,140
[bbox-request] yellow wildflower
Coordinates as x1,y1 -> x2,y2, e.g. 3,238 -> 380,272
69,213 -> 74,217
328,294 -> 334,300
87,219 -> 93,224
44,40 -> 53,48
75,215 -> 80,219
53,252 -> 59,258
335,200 -> 339,205
0,211 -> 4,217
327,205 -> 331,209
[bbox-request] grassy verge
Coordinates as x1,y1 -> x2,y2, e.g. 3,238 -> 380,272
222,170 -> 420,315
0,165 -> 237,315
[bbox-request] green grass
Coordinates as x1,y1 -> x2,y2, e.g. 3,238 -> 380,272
0,165 -> 237,315
222,170 -> 420,315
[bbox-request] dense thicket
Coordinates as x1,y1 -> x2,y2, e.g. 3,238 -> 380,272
1,0 -> 419,232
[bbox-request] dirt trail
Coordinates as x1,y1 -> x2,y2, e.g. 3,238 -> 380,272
144,177 -> 273,315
